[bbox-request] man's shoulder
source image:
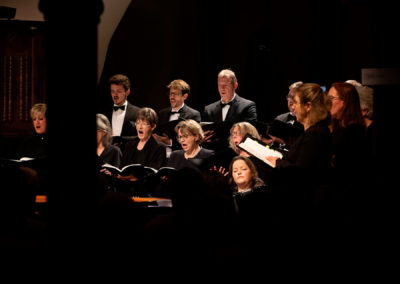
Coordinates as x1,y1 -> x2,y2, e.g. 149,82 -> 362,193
127,102 -> 140,111
235,95 -> 255,105
183,105 -> 201,120
183,104 -> 200,113
204,100 -> 220,110
275,112 -> 291,121
158,106 -> 171,115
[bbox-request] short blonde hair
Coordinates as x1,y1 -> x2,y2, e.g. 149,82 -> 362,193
175,119 -> 204,144
30,103 -> 47,118
229,122 -> 261,153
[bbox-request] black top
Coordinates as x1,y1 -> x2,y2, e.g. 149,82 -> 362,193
270,118 -> 332,217
167,147 -> 215,172
121,135 -> 166,170
16,133 -> 48,159
276,118 -> 332,172
100,144 -> 122,167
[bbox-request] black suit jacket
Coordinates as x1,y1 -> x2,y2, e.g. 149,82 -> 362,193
158,104 -> 201,151
202,94 -> 257,123
108,102 -> 140,137
158,104 -> 201,125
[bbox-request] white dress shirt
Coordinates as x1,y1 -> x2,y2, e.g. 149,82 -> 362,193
221,93 -> 236,121
112,101 -> 128,136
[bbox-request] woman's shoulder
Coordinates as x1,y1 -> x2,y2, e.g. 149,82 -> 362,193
105,144 -> 122,154
170,149 -> 185,157
199,147 -> 215,155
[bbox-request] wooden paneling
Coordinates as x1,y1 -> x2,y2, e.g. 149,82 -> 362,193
0,20 -> 46,137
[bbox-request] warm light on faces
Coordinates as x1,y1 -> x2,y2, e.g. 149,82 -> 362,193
177,129 -> 197,153
169,88 -> 186,109
96,130 -> 105,145
231,126 -> 243,149
111,84 -> 129,106
293,94 -> 308,126
136,119 -> 153,141
328,86 -> 344,119
218,77 -> 236,103
287,89 -> 297,114
232,159 -> 252,191
32,112 -> 47,134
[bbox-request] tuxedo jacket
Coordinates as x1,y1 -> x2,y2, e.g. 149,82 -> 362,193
202,94 -> 257,123
158,104 -> 201,125
158,104 -> 201,151
108,102 -> 140,137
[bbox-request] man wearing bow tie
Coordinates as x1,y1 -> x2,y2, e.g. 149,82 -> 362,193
154,79 -> 201,155
202,69 -> 257,123
108,74 -> 140,138
266,81 -> 304,146
201,69 -> 257,149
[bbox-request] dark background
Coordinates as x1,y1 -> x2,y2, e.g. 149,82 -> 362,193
97,0 -> 400,122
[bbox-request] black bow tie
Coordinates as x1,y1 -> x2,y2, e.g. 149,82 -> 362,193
170,108 -> 182,114
220,101 -> 233,107
287,113 -> 296,121
113,105 -> 126,111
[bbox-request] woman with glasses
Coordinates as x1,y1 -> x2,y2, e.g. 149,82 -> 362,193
327,82 -> 368,225
119,107 -> 167,174
167,119 -> 214,171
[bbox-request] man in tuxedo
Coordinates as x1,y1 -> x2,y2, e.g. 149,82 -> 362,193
108,74 -> 140,139
202,69 -> 257,123
202,69 -> 257,150
153,79 -> 201,156
274,81 -> 304,127
264,81 -> 304,147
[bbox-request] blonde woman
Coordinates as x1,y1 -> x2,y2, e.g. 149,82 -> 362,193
167,119 -> 214,171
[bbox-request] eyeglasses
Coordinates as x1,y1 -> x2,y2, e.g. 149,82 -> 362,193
136,121 -> 150,126
231,131 -> 241,137
328,95 -> 341,101
177,134 -> 192,141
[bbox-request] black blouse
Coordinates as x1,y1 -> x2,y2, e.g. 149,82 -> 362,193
121,135 -> 166,170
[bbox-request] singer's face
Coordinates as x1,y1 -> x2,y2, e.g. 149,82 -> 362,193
32,112 -> 47,134
218,77 -> 237,103
111,84 -> 130,106
169,88 -> 186,109
232,159 -> 252,191
136,119 -> 154,141
328,86 -> 344,119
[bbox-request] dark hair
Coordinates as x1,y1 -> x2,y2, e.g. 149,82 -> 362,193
330,82 -> 365,129
136,107 -> 158,127
228,156 -> 264,192
109,74 -> 131,91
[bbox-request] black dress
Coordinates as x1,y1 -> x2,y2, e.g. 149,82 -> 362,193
167,147 -> 215,172
269,118 -> 332,227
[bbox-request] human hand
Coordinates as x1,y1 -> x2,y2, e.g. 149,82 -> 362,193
265,156 -> 279,168
116,174 -> 139,182
210,165 -> 229,176
153,133 -> 172,146
203,130 -> 216,143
